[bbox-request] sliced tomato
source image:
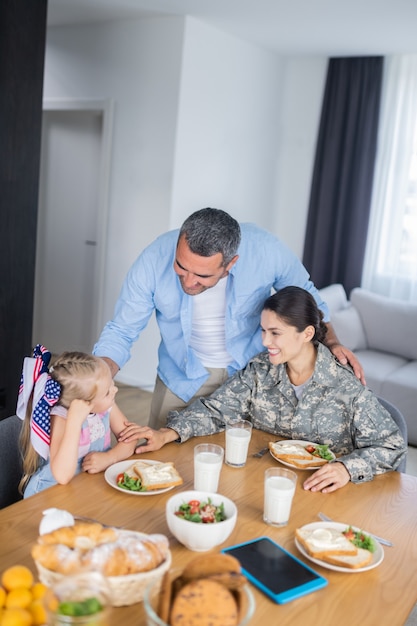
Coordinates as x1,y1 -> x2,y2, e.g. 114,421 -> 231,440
343,527 -> 355,541
116,472 -> 125,484
305,445 -> 315,454
188,499 -> 201,514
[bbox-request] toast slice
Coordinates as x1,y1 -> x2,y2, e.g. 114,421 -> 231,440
320,547 -> 373,569
132,461 -> 183,491
269,442 -> 328,467
295,527 -> 358,559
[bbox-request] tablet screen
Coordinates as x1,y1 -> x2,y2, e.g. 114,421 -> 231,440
223,537 -> 327,603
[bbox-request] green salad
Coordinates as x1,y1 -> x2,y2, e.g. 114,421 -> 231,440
174,498 -> 226,523
305,443 -> 334,461
343,526 -> 377,552
116,471 -> 147,492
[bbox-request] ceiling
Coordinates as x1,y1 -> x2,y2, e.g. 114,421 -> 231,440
46,0 -> 417,56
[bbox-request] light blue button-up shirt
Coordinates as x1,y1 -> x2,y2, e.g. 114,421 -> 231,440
94,223 -> 329,401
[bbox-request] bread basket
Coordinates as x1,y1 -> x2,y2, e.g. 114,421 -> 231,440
34,529 -> 172,607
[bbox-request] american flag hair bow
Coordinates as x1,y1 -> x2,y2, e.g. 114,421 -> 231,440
17,344 -> 61,460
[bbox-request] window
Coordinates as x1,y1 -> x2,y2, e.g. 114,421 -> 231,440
362,55 -> 417,302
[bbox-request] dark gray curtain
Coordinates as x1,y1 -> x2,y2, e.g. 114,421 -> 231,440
302,56 -> 383,295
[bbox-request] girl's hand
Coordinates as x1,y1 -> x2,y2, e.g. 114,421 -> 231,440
303,462 -> 350,493
82,451 -> 108,474
67,398 -> 92,423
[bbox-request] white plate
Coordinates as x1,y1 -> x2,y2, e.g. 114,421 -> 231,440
104,460 -> 176,496
294,521 -> 384,573
269,439 -> 336,470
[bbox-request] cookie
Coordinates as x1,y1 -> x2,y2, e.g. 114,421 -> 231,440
182,553 -> 241,580
206,571 -> 247,590
170,579 -> 238,626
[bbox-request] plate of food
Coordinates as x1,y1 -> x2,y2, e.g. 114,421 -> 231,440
104,459 -> 183,495
269,440 -> 336,470
294,521 -> 384,573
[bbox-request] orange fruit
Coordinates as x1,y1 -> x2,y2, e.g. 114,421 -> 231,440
28,598 -> 47,626
44,591 -> 59,613
0,587 -> 6,608
1,567 -> 33,592
0,607 -> 32,626
5,589 -> 32,610
30,583 -> 47,601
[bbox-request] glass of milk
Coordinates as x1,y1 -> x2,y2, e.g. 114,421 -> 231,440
225,420 -> 253,467
193,443 -> 224,492
263,467 -> 297,526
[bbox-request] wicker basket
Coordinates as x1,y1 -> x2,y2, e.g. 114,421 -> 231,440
35,547 -> 172,607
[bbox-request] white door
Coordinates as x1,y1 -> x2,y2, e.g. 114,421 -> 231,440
33,108 -> 104,354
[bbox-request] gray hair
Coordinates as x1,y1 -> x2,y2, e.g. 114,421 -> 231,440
179,208 -> 241,266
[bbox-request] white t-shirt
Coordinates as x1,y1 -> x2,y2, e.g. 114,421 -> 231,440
189,276 -> 233,367
291,375 -> 313,401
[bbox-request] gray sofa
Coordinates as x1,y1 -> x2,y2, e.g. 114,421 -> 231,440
319,284 -> 417,445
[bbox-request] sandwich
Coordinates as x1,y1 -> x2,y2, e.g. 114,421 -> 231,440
132,461 -> 183,491
269,441 -> 333,468
295,526 -> 375,569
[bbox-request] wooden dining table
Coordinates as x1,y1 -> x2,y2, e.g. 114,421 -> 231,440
1,428 -> 417,625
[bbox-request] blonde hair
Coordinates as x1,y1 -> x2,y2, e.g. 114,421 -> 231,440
19,352 -> 107,494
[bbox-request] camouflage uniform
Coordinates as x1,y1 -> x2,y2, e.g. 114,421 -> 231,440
166,343 -> 406,483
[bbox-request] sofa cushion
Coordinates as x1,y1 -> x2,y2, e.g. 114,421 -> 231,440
319,283 -> 349,316
331,306 -> 367,351
381,362 -> 417,445
351,288 -> 417,361
354,349 -> 409,395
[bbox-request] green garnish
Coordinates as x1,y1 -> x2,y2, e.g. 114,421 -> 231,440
343,526 -> 377,553
312,444 -> 334,461
117,472 -> 147,492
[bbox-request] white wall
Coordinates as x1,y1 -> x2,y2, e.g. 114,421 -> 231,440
44,17 -> 185,388
169,17 -> 284,230
44,16 -> 327,390
273,57 -> 327,258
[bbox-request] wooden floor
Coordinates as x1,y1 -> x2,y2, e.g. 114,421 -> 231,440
115,382 -> 152,426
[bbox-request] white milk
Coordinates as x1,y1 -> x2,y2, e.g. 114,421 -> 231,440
263,476 -> 296,526
194,451 -> 222,492
225,428 -> 251,466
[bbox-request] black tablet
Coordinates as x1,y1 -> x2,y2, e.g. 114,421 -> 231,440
222,536 -> 328,604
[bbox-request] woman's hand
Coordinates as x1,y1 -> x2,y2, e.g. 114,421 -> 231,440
329,343 -> 366,385
303,461 -> 350,493
117,422 -> 179,453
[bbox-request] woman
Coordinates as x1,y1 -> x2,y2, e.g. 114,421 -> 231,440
119,287 -> 406,493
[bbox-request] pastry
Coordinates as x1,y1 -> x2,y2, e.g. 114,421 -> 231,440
170,579 -> 238,626
31,522 -> 170,577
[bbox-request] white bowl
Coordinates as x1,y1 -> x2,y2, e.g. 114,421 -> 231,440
165,490 -> 237,552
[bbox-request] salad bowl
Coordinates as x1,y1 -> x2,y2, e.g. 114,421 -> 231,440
165,490 -> 237,551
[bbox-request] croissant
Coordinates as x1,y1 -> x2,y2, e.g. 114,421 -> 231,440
32,522 -> 169,577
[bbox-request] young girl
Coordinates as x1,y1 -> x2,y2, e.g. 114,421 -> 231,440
17,345 -> 138,497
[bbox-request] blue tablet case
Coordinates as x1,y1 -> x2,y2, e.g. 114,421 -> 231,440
222,536 -> 328,604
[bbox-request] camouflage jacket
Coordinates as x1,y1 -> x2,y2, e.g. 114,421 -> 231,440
166,343 -> 407,483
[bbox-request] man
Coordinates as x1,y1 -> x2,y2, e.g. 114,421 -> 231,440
94,208 -> 364,428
